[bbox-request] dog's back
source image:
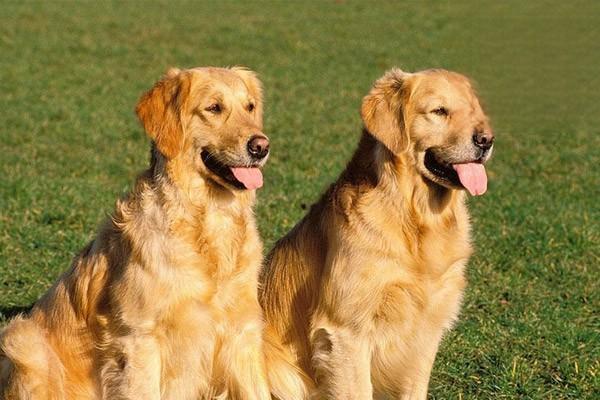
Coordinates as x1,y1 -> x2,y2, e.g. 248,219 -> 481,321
261,202 -> 328,370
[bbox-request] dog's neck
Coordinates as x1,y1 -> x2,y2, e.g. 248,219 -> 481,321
341,130 -> 465,223
112,148 -> 258,271
151,146 -> 256,213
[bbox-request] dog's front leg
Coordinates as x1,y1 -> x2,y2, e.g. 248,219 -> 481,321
100,334 -> 162,400
311,323 -> 373,400
219,321 -> 271,400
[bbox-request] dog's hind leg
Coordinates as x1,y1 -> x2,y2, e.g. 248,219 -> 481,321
0,316 -> 66,400
263,326 -> 313,400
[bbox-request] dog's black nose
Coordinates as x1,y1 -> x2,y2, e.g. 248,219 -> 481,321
247,135 -> 270,159
473,131 -> 494,150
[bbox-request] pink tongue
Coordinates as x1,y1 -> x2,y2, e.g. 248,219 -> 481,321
231,167 -> 263,190
452,163 -> 488,196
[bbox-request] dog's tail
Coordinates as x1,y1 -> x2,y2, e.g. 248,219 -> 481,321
264,326 -> 314,400
0,316 -> 65,400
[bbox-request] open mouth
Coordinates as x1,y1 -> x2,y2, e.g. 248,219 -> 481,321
424,149 -> 488,196
201,150 -> 263,190
424,149 -> 462,187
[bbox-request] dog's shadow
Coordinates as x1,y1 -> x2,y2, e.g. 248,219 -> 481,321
0,304 -> 33,323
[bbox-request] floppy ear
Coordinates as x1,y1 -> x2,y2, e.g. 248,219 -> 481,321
360,68 -> 411,154
231,66 -> 264,124
135,67 -> 191,159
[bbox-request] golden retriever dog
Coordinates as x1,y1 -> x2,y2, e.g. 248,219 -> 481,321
1,66 -> 278,399
260,68 -> 494,399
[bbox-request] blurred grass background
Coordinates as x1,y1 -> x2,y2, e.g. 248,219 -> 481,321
0,1 -> 598,398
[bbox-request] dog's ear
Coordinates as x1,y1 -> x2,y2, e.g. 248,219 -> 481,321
136,67 -> 191,159
231,66 -> 264,124
361,68 -> 411,154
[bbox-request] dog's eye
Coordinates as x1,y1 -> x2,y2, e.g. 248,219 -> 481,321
247,103 -> 255,112
205,103 -> 222,114
431,107 -> 448,116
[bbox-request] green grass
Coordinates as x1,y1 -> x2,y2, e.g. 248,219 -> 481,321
1,1 -> 598,398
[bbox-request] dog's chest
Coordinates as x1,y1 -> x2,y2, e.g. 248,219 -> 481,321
373,256 -> 466,324
168,209 -> 258,281
154,212 -> 262,397
376,223 -> 470,325
195,208 -> 259,275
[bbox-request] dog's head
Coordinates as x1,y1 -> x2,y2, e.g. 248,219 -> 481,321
136,66 -> 268,191
361,68 -> 494,195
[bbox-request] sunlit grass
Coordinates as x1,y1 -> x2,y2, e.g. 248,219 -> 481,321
0,2 -> 597,398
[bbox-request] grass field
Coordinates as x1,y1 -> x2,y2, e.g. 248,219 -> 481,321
1,1 -> 598,398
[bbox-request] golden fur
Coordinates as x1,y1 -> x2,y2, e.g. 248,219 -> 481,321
0,66 -> 290,399
260,68 -> 494,399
